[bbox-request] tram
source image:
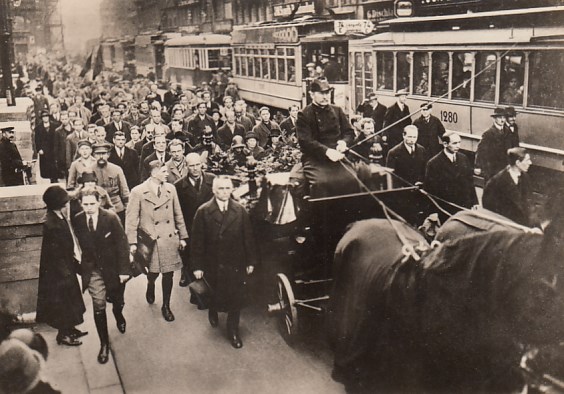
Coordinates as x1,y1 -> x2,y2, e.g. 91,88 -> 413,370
164,34 -> 232,88
231,17 -> 372,112
349,2 -> 564,176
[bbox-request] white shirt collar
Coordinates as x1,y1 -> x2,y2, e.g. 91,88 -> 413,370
215,198 -> 228,211
508,166 -> 521,185
444,150 -> 456,162
87,211 -> 99,230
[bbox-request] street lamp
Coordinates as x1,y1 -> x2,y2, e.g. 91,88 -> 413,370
0,0 -> 16,106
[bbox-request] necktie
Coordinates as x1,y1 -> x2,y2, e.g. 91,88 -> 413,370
119,149 -> 123,159
157,185 -> 162,198
452,154 -> 456,163
88,215 -> 95,232
193,177 -> 200,191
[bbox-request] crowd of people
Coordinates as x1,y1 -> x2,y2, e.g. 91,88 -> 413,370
0,53 -> 541,391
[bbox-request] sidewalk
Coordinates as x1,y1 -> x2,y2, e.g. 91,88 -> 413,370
34,292 -> 124,394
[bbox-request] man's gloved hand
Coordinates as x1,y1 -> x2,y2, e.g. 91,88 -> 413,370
326,148 -> 345,162
336,140 -> 347,153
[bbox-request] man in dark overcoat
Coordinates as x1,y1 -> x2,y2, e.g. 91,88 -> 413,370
296,78 -> 358,198
35,110 -> 60,182
475,107 -> 510,181
279,105 -> 299,142
386,125 -> 428,188
383,89 -> 412,150
73,187 -> 131,364
504,106 -> 520,149
357,92 -> 387,133
192,176 -> 257,349
174,153 -> 215,287
424,131 -> 477,212
413,103 -> 446,158
0,127 -> 28,186
482,148 -> 539,228
108,131 -> 140,190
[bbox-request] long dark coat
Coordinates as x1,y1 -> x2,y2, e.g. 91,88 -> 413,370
359,102 -> 387,132
191,199 -> 258,312
217,123 -> 245,151
73,208 -> 131,304
475,125 -> 509,181
36,211 -> 85,330
424,150 -> 478,210
482,167 -> 538,227
174,172 -> 215,234
386,143 -> 428,188
383,102 -> 412,149
108,146 -> 140,190
0,136 -> 24,186
413,115 -> 446,157
35,122 -> 59,180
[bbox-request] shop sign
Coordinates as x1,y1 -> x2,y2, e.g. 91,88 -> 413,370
232,26 -> 299,44
334,20 -> 375,35
364,1 -> 395,22
273,1 -> 315,17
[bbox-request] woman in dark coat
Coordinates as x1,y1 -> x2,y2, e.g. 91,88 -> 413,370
36,185 -> 86,346
35,111 -> 60,182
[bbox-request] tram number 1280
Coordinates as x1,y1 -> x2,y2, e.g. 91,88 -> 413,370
440,110 -> 458,124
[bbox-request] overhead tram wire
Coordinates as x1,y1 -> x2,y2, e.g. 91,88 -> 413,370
346,44 -> 519,152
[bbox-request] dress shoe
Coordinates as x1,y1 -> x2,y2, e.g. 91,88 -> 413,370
179,273 -> 189,287
146,282 -> 155,304
116,319 -> 126,334
98,343 -> 110,364
161,304 -> 175,322
113,304 -> 126,334
229,333 -> 243,349
56,334 -> 82,346
70,328 -> 88,338
208,310 -> 218,328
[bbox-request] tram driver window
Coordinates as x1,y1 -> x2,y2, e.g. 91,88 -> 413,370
528,51 -> 564,110
452,52 -> 473,100
431,52 -> 449,98
288,59 -> 296,83
376,52 -> 393,90
413,52 -> 429,96
500,53 -> 524,106
475,52 -> 497,103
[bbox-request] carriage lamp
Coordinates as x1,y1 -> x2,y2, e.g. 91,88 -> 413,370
369,142 -> 384,165
246,156 -> 258,198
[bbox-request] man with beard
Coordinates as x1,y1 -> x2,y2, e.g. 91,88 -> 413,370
174,153 -> 215,287
0,127 -> 30,186
91,143 -> 130,224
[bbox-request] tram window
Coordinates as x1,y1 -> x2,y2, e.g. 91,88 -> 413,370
396,52 -> 411,92
413,52 -> 429,96
376,52 -> 393,90
288,59 -> 296,82
269,49 -> 276,80
287,48 -> 295,57
248,49 -> 255,77
529,51 -> 564,110
241,53 -> 247,77
431,52 -> 449,98
252,54 -> 259,79
500,52 -> 524,106
475,52 -> 497,103
262,52 -> 269,79
354,52 -> 364,106
452,52 -> 473,100
364,52 -> 373,95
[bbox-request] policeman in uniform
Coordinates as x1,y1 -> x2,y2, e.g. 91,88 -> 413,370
0,127 -> 29,186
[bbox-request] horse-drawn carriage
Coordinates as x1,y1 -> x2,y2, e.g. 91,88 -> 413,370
240,168 -> 564,393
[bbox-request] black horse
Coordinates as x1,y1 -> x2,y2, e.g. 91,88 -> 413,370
329,208 -> 564,393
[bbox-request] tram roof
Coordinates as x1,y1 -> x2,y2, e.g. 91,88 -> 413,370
165,34 -> 231,47
349,26 -> 564,47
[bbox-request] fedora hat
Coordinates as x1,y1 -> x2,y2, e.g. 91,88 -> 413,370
491,107 -> 506,117
505,106 -> 517,117
395,88 -> 409,96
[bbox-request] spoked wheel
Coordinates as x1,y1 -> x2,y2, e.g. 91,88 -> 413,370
272,273 -> 298,342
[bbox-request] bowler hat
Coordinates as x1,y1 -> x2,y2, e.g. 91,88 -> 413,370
395,89 -> 409,96
92,143 -> 112,153
309,78 -> 332,93
43,185 -> 69,210
231,135 -> 245,148
491,107 -> 506,117
269,129 -> 281,137
505,106 -> 517,117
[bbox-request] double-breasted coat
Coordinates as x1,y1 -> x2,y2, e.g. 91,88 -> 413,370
36,210 -> 85,330
73,209 -> 130,304
386,143 -> 428,188
475,125 -> 509,181
174,172 -> 215,233
35,121 -> 59,180
413,114 -> 446,157
108,146 -> 140,190
383,103 -> 412,149
126,180 -> 189,273
424,151 -> 478,210
191,199 -> 258,312
0,136 -> 25,186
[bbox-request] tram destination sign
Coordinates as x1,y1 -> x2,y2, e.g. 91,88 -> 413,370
334,20 -> 375,35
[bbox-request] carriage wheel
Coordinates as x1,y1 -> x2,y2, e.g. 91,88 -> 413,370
276,273 -> 298,341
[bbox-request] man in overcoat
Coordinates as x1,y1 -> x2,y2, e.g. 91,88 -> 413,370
126,160 -> 188,322
357,92 -> 387,133
191,176 -> 257,349
482,148 -> 539,228
0,127 -> 28,186
475,107 -> 510,181
108,131 -> 140,190
73,187 -> 130,364
386,125 -> 428,188
251,107 -> 281,148
174,153 -> 215,287
413,103 -> 446,158
296,78 -> 358,198
73,187 -> 131,364
383,89 -> 412,150
35,110 -> 60,182
424,131 -> 478,212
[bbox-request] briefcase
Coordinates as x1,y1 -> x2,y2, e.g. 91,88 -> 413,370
188,278 -> 212,296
